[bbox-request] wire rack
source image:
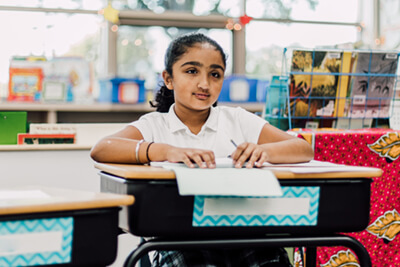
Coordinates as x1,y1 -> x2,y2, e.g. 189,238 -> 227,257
263,48 -> 400,130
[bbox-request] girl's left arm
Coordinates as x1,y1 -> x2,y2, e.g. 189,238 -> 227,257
231,123 -> 314,168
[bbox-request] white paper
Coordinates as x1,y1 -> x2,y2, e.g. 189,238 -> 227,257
151,159 -> 336,168
261,159 -> 337,168
203,197 -> 310,216
164,166 -> 282,197
150,159 -> 378,195
151,158 -> 236,168
285,165 -> 378,174
151,159 -> 379,174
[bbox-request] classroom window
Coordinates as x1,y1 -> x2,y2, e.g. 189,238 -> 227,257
246,0 -> 359,23
116,26 -> 233,89
0,9 -> 103,97
245,22 -> 359,79
0,0 -> 104,10
380,0 -> 400,49
110,0 -> 241,17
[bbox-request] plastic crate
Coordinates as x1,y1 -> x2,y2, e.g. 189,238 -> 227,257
99,78 -> 145,103
219,75 -> 258,102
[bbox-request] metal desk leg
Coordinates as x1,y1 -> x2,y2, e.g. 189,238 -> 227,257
123,234 -> 371,267
305,246 -> 317,267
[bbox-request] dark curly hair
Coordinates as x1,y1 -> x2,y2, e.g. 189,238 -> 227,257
151,32 -> 227,112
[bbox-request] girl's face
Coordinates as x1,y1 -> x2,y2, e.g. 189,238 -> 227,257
163,43 -> 225,113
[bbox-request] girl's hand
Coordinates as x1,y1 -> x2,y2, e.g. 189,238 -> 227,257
166,147 -> 216,168
230,142 -> 268,168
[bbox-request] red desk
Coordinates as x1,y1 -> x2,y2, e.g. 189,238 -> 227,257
294,128 -> 400,266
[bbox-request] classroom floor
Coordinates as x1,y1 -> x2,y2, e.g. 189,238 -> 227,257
109,234 -> 141,267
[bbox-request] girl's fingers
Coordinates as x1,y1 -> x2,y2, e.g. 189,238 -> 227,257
231,143 -> 245,161
246,149 -> 261,168
232,143 -> 267,169
201,152 -> 216,168
190,153 -> 207,168
255,152 -> 269,167
235,143 -> 254,168
182,157 -> 195,168
187,150 -> 216,169
231,143 -> 247,166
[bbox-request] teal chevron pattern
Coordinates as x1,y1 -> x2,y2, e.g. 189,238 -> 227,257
193,186 -> 320,227
0,217 -> 73,266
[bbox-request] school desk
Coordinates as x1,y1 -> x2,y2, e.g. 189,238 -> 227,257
94,162 -> 382,267
292,128 -> 400,266
0,186 -> 133,266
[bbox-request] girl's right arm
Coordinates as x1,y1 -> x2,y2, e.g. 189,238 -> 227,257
90,126 -> 216,168
90,125 -> 150,164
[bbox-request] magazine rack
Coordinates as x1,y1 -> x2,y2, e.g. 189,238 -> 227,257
263,48 -> 400,130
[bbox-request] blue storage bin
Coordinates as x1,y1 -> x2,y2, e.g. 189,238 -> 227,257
98,80 -> 113,103
265,76 -> 289,116
98,78 -> 145,103
219,75 -> 258,102
264,75 -> 289,130
256,79 -> 269,102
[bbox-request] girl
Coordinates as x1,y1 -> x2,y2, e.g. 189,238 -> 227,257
91,32 -> 314,266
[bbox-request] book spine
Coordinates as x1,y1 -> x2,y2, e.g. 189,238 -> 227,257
334,51 -> 352,117
29,124 -> 77,135
17,133 -> 76,145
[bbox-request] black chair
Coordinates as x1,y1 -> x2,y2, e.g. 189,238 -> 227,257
124,234 -> 371,267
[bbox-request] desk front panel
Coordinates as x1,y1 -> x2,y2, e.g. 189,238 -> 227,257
0,208 -> 119,266
100,172 -> 371,238
295,129 -> 400,267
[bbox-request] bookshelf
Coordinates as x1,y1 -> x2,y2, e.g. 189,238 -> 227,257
0,102 -> 265,123
263,48 -> 400,130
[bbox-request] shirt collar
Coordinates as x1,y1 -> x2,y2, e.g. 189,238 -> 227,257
167,104 -> 218,133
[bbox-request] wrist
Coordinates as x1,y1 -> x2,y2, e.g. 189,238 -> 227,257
135,140 -> 145,163
146,142 -> 154,162
148,143 -> 171,162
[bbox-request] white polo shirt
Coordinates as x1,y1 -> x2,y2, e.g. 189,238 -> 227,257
130,104 -> 267,158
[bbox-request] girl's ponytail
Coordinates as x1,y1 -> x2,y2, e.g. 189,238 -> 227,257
151,84 -> 174,112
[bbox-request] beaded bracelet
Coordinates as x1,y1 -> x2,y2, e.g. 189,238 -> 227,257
135,140 -> 145,163
146,142 -> 154,162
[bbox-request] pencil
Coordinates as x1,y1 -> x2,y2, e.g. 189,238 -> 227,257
230,139 -> 237,147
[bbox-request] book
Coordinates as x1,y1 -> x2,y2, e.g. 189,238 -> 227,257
347,52 -> 398,118
334,51 -> 353,117
8,67 -> 43,102
17,133 -> 75,145
29,124 -> 77,135
289,50 -> 342,118
0,112 -> 27,144
288,50 -> 313,118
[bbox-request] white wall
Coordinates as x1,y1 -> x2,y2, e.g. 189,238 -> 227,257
0,149 -> 98,190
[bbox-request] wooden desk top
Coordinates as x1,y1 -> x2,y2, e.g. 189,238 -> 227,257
0,186 -> 134,216
94,162 -> 382,180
